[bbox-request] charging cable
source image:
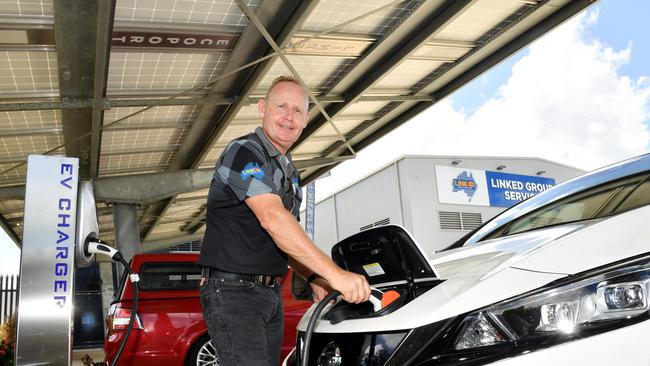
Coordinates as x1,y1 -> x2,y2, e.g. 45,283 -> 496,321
301,290 -> 341,366
300,286 -> 402,366
85,237 -> 139,366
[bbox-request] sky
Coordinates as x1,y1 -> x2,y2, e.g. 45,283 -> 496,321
1,0 -> 650,275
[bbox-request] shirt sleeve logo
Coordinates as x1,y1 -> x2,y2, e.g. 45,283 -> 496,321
240,162 -> 265,181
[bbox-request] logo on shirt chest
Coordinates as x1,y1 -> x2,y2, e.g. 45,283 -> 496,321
291,176 -> 300,192
241,162 -> 265,181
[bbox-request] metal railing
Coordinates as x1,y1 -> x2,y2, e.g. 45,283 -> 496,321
1,274 -> 18,324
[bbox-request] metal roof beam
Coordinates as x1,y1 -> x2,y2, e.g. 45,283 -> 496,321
180,207 -> 207,233
0,157 -> 31,164
321,95 -> 434,103
158,216 -> 206,226
0,185 -> 24,199
0,213 -> 20,248
104,121 -> 193,131
54,0 -> 115,179
0,100 -> 94,111
91,0 -> 116,179
0,127 -> 62,136
173,196 -> 209,203
98,166 -> 167,176
0,94 -> 431,112
0,168 -> 214,202
92,168 -> 214,204
107,95 -> 233,108
0,95 -> 234,111
102,146 -> 179,156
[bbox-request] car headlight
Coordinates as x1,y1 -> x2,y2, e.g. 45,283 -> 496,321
452,263 -> 650,351
405,257 -> 650,365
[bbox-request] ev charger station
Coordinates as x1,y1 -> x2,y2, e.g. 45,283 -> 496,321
15,155 -> 101,365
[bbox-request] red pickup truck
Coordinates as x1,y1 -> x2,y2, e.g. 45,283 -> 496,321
103,253 -> 312,366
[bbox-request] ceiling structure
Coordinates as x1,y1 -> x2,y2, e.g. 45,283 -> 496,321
0,0 -> 596,251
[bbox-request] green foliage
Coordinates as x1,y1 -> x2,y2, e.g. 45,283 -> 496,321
0,314 -> 16,366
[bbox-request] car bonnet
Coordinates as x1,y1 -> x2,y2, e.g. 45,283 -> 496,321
429,223 -> 584,279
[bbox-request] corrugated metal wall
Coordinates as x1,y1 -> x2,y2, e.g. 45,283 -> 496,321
313,197 -> 338,255
335,164 -> 403,241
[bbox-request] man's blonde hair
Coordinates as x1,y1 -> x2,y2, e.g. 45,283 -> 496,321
265,75 -> 308,101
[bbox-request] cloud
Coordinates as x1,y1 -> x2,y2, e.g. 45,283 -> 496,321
314,8 -> 650,201
463,10 -> 649,169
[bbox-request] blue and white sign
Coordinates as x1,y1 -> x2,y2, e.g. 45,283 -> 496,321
486,171 -> 555,207
436,165 -> 555,208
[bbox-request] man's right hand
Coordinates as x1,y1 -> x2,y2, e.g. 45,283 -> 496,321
327,268 -> 371,304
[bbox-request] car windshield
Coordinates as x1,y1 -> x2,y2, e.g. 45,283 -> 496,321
480,172 -> 650,241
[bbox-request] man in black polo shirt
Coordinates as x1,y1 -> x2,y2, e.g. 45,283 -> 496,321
198,75 -> 370,366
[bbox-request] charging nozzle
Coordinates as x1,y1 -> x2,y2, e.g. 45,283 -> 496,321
85,237 -> 123,262
369,289 -> 383,312
369,288 -> 401,312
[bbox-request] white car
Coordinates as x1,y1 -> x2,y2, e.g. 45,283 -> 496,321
288,153 -> 650,366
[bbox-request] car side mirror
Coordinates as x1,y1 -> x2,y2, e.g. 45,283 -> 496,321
291,271 -> 312,301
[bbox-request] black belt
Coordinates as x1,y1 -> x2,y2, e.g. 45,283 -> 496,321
202,268 -> 280,286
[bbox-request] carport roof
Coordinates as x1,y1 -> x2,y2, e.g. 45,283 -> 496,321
0,0 -> 596,249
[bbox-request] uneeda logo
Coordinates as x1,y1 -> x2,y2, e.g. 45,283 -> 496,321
452,171 -> 478,201
241,162 -> 264,180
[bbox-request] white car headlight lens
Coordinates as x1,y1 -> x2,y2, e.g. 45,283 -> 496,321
451,264 -> 650,351
539,301 -> 578,332
454,313 -> 507,350
598,282 -> 646,311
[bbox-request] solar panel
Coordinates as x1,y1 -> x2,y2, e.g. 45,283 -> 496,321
114,0 -> 260,27
0,0 -> 54,17
0,51 -> 58,96
107,52 -> 229,92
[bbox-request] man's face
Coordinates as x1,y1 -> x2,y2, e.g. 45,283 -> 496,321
258,81 -> 309,154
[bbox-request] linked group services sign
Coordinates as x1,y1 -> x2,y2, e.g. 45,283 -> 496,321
435,165 -> 555,208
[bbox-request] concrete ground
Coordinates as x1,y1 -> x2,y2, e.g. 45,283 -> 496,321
72,348 -> 105,366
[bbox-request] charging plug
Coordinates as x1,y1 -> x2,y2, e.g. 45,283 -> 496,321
369,289 -> 383,312
85,237 -> 123,261
369,288 -> 401,312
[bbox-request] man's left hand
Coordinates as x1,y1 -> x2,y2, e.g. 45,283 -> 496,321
310,281 -> 332,303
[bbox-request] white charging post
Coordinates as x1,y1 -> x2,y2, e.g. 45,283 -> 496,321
15,155 -> 80,365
